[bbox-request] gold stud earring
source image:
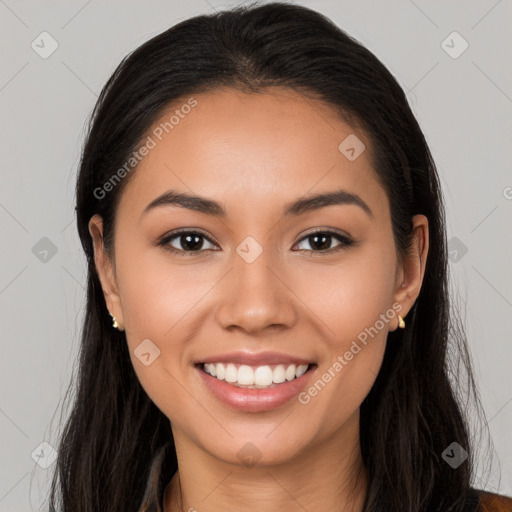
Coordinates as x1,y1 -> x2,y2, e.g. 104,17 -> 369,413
109,312 -> 119,330
397,314 -> 405,329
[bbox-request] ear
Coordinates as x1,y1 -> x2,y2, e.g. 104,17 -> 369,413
390,214 -> 429,331
88,213 -> 125,331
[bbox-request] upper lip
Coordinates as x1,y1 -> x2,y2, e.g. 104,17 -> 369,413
197,350 -> 314,367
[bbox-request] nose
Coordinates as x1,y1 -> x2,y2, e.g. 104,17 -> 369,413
215,243 -> 298,335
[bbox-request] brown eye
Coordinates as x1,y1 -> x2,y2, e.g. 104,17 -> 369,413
294,230 -> 354,254
157,230 -> 217,255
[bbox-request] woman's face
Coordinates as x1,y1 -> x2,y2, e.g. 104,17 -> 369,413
90,86 -> 428,468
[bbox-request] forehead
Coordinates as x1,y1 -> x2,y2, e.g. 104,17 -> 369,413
118,86 -> 385,218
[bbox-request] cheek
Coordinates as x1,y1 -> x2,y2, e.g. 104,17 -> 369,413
298,285 -> 392,437
292,247 -> 395,421
114,236 -> 207,336
128,352 -> 199,436
293,247 -> 397,344
115,250 -> 195,414
114,245 -> 219,412
298,341 -> 386,445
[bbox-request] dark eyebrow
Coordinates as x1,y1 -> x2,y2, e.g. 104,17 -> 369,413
141,191 -> 226,219
140,189 -> 373,220
283,189 -> 374,219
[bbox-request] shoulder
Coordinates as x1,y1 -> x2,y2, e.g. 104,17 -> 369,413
477,490 -> 512,511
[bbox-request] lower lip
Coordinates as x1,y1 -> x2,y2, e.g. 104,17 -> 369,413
196,364 -> 317,413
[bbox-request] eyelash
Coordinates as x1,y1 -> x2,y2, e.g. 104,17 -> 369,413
156,228 -> 355,257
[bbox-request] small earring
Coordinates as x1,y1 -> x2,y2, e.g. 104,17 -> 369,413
397,314 -> 405,329
109,312 -> 119,330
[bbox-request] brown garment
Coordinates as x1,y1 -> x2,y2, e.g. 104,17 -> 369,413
479,491 -> 512,511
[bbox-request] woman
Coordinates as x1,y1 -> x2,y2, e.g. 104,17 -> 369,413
47,2 -> 512,511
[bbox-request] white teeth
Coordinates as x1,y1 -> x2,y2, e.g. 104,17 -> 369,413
202,362 -> 311,387
238,365 -> 254,385
295,364 -> 308,378
225,363 -> 238,383
285,364 -> 296,381
273,364 -> 286,384
254,365 -> 273,386
215,363 -> 225,380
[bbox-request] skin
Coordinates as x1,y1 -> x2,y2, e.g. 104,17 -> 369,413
89,86 -> 428,512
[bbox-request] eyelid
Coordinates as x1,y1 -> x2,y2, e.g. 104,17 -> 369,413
296,226 -> 352,241
157,228 -> 218,249
293,228 -> 354,253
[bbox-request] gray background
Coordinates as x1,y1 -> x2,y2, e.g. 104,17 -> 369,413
0,0 -> 511,509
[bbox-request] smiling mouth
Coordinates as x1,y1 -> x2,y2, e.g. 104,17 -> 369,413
196,362 -> 317,389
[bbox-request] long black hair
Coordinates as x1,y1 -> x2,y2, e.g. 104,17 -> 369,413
46,2 -> 491,510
